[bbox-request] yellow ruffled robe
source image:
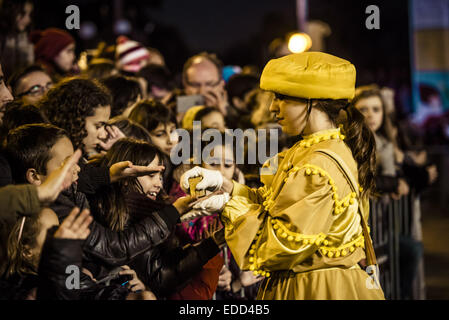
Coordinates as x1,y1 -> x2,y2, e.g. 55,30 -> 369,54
221,128 -> 385,300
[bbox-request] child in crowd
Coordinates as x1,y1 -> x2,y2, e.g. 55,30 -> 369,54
128,99 -> 181,198
88,138 -> 225,299
3,124 -> 187,295
38,77 -> 112,159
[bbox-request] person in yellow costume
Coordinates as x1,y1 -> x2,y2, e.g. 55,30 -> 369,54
180,52 -> 385,300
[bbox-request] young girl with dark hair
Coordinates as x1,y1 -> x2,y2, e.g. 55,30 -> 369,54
128,99 -> 178,157
88,138 -> 225,299
128,99 -> 183,200
39,77 -> 112,158
181,52 -> 385,299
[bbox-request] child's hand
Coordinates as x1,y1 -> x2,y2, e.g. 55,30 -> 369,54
119,265 -> 146,292
37,149 -> 82,204
109,161 -> 165,182
54,207 -> 92,240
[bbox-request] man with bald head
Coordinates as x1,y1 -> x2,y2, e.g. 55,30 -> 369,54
0,63 -> 14,125
182,52 -> 229,116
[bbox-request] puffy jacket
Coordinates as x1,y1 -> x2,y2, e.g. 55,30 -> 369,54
50,184 -> 180,268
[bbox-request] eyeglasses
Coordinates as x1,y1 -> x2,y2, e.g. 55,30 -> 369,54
17,83 -> 53,97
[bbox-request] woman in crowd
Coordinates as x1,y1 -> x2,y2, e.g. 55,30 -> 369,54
29,28 -> 77,81
353,87 -> 437,198
0,0 -> 34,79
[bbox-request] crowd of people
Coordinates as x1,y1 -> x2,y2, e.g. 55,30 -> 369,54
0,0 -> 440,300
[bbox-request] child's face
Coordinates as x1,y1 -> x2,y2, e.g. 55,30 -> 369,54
201,111 -> 226,132
202,145 -> 235,181
355,96 -> 384,133
149,122 -> 178,156
83,105 -> 111,156
54,43 -> 76,72
137,155 -> 164,200
44,136 -> 80,184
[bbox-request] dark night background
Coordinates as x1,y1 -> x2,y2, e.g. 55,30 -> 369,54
32,0 -> 411,110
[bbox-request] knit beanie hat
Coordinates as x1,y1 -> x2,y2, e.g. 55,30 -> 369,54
30,28 -> 75,63
260,52 -> 356,100
115,36 -> 150,73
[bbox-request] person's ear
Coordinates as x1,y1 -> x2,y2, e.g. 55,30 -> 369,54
26,168 -> 43,186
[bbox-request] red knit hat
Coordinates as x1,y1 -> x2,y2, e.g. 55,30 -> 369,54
30,28 -> 75,62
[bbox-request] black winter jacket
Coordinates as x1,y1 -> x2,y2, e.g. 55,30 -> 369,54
124,192 -> 221,299
50,184 -> 180,268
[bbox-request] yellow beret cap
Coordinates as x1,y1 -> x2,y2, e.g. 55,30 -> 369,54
260,52 -> 356,100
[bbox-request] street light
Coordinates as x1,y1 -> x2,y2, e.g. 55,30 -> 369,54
288,32 -> 312,53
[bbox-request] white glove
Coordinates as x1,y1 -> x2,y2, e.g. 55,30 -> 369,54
180,166 -> 224,193
192,193 -> 231,212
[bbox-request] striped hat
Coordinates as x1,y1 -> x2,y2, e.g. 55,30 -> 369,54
115,36 -> 150,73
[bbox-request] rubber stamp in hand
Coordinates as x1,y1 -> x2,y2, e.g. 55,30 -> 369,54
189,176 -> 206,198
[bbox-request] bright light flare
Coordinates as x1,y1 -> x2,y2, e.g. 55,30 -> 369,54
288,33 -> 312,53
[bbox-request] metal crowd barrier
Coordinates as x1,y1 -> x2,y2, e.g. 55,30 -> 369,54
368,193 -> 417,300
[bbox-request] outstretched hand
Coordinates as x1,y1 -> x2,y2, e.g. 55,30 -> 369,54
109,161 -> 165,183
54,207 -> 92,240
37,149 -> 82,204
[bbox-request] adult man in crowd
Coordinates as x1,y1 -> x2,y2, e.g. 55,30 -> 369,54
182,52 -> 229,117
7,64 -> 53,105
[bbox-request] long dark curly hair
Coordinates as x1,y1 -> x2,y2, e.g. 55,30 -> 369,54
38,77 -> 112,152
